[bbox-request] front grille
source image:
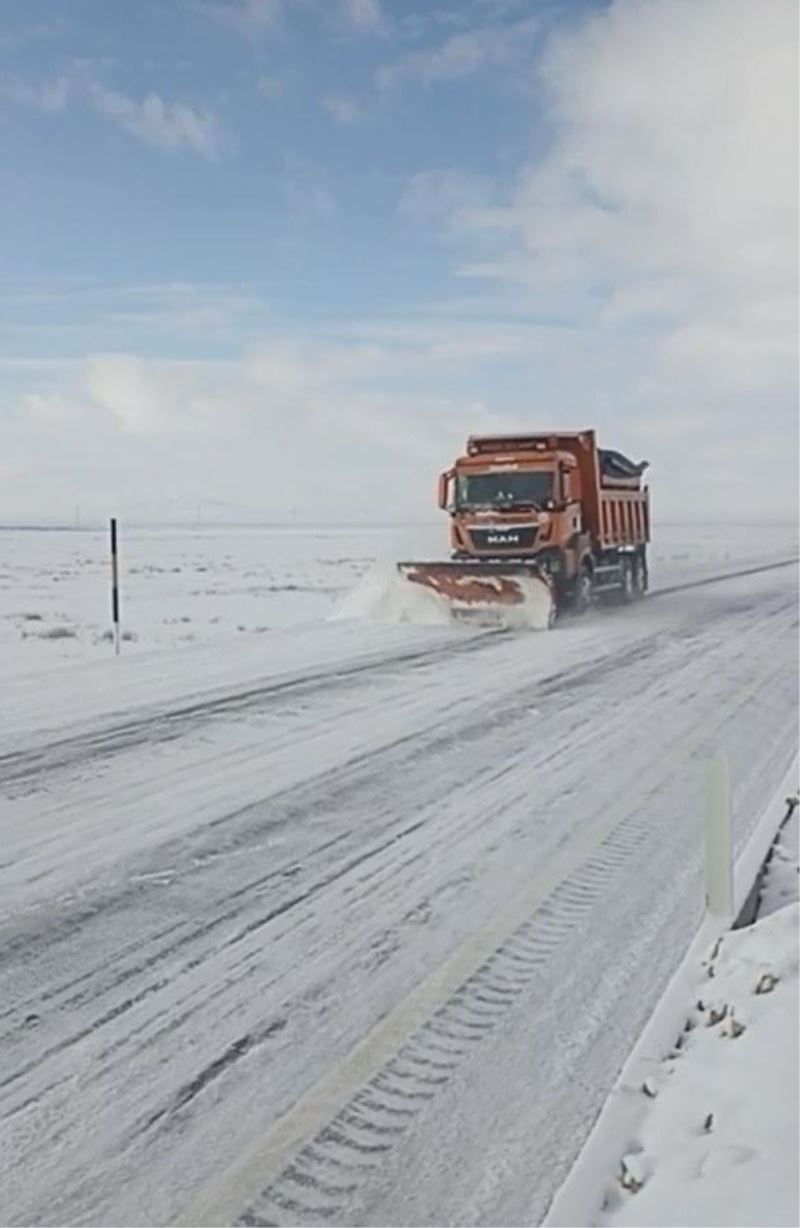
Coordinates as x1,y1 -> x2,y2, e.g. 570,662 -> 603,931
468,525 -> 538,552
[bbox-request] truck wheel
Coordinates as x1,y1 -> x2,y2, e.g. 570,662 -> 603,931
573,566 -> 594,615
621,559 -> 635,603
632,553 -> 648,598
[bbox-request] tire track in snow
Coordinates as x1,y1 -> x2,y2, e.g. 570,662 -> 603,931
0,616 -> 670,981
2,586 -> 762,1044
1,556 -> 795,792
186,648 -> 790,1228
0,633 -> 497,788
3,595 -> 792,1048
0,632 -> 649,1073
0,576 -> 796,1227
243,819 -> 745,1228
173,611 -> 795,1225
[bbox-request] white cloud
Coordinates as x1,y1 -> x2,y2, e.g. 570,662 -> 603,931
82,354 -> 202,434
18,389 -> 78,425
2,325 -> 541,521
0,18 -> 69,52
1,73 -> 72,112
257,73 -> 286,100
280,157 -> 337,216
6,281 -> 796,520
454,0 -> 798,513
3,0 -> 796,523
90,87 -> 222,157
339,0 -> 385,33
237,0 -> 284,25
399,168 -> 493,233
322,95 -> 365,125
109,285 -> 270,340
0,282 -> 271,354
2,70 -> 223,158
513,0 -> 797,304
244,338 -> 383,394
377,15 -> 539,90
195,0 -> 284,32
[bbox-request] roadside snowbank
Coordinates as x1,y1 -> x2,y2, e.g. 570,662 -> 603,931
604,902 -> 799,1228
545,764 -> 799,1228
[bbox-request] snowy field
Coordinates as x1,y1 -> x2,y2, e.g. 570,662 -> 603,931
0,523 -> 394,677
0,523 -> 797,1227
0,520 -> 796,678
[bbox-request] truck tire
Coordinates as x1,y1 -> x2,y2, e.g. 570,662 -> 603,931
632,551 -> 648,598
620,558 -> 635,603
573,564 -> 594,615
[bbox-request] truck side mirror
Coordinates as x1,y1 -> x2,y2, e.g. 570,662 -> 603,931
438,470 -> 455,510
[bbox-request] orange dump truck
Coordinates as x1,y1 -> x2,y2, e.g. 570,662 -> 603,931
398,430 -> 650,621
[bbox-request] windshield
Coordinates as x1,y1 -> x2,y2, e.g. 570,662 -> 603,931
456,470 -> 553,508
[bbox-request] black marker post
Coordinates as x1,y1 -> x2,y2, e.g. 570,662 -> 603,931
110,517 -> 121,655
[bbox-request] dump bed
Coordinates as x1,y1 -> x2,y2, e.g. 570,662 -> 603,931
465,429 -> 649,549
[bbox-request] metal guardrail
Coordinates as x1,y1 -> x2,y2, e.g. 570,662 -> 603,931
734,790 -> 799,929
705,750 -> 799,929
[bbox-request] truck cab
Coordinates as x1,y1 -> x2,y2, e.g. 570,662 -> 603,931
440,443 -> 580,566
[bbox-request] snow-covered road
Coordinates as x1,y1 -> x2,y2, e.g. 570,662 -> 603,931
0,563 -> 797,1227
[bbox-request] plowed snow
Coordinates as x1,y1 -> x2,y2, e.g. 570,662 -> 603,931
331,561 -> 553,629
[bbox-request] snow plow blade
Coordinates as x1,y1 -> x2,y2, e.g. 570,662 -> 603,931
396,561 -> 554,629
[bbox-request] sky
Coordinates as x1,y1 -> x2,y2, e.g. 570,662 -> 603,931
1,0 -> 797,524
